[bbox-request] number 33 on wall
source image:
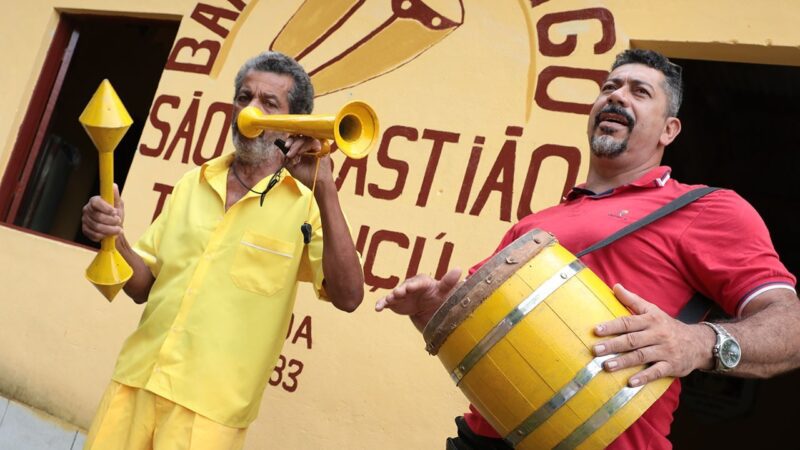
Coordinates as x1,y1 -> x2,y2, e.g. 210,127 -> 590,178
269,355 -> 304,393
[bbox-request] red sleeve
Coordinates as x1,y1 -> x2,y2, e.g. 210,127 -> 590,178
677,190 -> 796,316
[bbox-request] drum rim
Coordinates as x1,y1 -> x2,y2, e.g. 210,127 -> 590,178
422,228 -> 556,355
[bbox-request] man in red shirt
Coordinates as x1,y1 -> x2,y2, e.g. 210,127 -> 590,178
376,49 -> 800,449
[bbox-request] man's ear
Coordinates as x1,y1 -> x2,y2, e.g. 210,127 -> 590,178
660,117 -> 682,147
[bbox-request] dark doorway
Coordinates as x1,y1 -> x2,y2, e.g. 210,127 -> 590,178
665,58 -> 800,449
0,14 -> 178,247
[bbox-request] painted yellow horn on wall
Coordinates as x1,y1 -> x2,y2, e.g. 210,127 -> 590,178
236,101 -> 379,159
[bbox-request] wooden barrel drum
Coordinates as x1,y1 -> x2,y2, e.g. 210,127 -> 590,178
423,229 -> 672,449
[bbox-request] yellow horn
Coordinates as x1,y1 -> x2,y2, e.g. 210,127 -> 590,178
236,100 -> 379,159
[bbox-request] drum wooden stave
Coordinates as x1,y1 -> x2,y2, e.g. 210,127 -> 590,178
423,229 -> 672,450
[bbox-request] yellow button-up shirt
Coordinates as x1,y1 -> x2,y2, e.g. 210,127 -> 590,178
113,153 -> 328,428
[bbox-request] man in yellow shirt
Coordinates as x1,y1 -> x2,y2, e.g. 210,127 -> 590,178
80,51 -> 365,450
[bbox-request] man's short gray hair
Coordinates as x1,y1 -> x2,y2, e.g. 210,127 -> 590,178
611,49 -> 683,117
234,51 -> 314,114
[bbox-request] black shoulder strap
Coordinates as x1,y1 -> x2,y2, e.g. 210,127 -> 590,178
575,186 -> 720,258
676,292 -> 718,324
574,186 -> 721,324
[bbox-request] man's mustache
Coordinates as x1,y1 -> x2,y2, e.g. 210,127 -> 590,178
594,105 -> 635,131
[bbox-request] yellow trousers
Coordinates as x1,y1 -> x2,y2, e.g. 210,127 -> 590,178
84,381 -> 247,450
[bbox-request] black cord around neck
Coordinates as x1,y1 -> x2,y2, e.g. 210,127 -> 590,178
231,138 -> 292,206
231,162 -> 283,206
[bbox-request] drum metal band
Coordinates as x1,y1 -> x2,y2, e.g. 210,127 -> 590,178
503,354 -> 616,446
450,259 -> 585,384
553,385 -> 644,450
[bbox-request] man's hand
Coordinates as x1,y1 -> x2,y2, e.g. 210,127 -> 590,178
282,135 -> 333,188
81,183 -> 125,242
375,268 -> 462,332
592,284 -> 714,387
80,184 -> 156,303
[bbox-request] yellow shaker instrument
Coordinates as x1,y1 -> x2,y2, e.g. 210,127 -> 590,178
79,80 -> 133,301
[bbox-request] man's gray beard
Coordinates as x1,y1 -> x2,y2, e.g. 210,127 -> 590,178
590,134 -> 628,159
232,128 -> 279,166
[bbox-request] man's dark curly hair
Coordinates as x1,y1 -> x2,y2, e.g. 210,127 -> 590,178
611,49 -> 683,117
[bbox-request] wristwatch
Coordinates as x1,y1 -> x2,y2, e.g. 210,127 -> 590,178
701,321 -> 741,373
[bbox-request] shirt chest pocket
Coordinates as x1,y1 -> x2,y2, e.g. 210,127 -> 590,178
230,231 -> 296,297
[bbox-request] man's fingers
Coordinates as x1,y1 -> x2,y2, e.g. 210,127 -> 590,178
625,361 -> 670,387
283,137 -> 296,158
87,195 -> 122,226
81,221 -> 103,242
589,285 -> 691,387
284,135 -> 320,159
374,274 -> 440,315
82,195 -> 123,242
375,295 -> 390,311
88,195 -> 116,215
437,268 -> 462,295
113,184 -> 125,221
375,277 -> 418,312
82,218 -> 121,241
84,198 -> 121,227
403,275 -> 435,295
595,284 -> 658,336
593,329 -> 660,356
113,183 -> 121,206
88,206 -> 122,227
613,283 -> 649,314
375,292 -> 416,315
597,341 -> 660,369
595,313 -> 649,337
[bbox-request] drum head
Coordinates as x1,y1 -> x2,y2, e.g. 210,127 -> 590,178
423,228 -> 556,355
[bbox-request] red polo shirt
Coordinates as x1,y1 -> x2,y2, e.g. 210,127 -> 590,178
463,166 -> 796,449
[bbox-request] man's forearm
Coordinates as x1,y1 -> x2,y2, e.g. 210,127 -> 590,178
315,180 -> 364,312
116,233 -> 155,304
720,290 -> 800,378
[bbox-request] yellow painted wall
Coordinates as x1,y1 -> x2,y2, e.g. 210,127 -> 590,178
2,1 -> 800,449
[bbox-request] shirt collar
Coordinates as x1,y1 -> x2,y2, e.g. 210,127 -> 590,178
200,153 -> 302,200
565,166 -> 672,201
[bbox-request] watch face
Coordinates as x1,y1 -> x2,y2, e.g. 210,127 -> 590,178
720,339 -> 741,368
